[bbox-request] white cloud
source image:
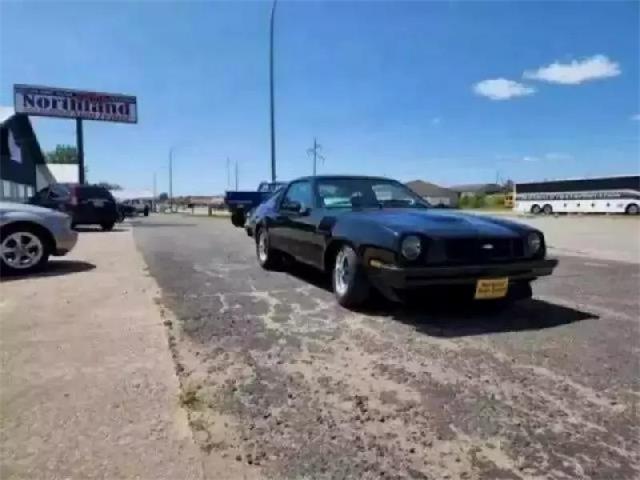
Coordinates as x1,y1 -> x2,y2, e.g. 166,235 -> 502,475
521,152 -> 572,162
523,55 -> 620,85
473,78 -> 536,100
632,113 -> 640,121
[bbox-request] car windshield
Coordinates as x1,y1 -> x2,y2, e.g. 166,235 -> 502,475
317,178 -> 429,209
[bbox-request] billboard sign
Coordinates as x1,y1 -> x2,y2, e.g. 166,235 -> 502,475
14,84 -> 137,123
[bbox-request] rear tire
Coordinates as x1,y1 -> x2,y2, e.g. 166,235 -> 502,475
542,204 -> 553,215
256,227 -> 281,270
625,203 -> 639,215
332,244 -> 370,308
101,222 -> 115,231
0,225 -> 51,275
231,210 -> 245,227
530,204 -> 541,215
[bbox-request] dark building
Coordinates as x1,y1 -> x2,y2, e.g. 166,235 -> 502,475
405,180 -> 459,207
450,183 -> 504,197
0,109 -> 46,202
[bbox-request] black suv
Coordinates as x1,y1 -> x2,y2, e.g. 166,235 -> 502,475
29,183 -> 119,231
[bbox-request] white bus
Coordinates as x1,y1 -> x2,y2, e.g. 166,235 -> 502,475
514,175 -> 640,215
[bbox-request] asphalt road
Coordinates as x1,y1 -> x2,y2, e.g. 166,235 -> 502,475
133,214 -> 639,480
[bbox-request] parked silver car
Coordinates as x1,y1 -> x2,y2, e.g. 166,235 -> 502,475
0,202 -> 78,274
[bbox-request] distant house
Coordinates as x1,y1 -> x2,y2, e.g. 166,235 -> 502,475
0,109 -> 46,201
405,180 -> 458,207
449,183 -> 503,197
1,108 -> 81,202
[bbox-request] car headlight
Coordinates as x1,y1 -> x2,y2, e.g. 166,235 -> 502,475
527,232 -> 543,254
400,235 -> 422,260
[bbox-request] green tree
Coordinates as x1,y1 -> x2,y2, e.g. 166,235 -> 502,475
158,192 -> 169,201
45,144 -> 78,164
472,193 -> 487,208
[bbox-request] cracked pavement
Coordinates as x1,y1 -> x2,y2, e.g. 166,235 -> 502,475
133,215 -> 639,480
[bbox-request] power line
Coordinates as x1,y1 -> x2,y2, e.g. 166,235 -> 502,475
307,137 -> 325,176
235,160 -> 239,190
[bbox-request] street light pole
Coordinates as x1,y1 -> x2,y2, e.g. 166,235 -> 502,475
269,0 -> 278,182
169,147 -> 174,212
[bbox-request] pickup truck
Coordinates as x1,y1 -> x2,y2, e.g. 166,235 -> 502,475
225,181 -> 285,227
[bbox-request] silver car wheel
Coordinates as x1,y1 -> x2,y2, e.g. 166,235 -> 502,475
258,230 -> 268,263
334,248 -> 353,297
1,231 -> 44,270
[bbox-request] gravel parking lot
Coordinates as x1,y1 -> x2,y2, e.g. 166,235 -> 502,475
133,214 -> 640,480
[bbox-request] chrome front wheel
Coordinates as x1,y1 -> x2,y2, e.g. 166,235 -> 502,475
256,227 -> 280,270
334,248 -> 353,297
1,230 -> 48,274
331,244 -> 370,308
258,230 -> 269,263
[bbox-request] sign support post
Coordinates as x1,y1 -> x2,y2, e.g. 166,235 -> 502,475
76,118 -> 85,184
13,84 -> 137,187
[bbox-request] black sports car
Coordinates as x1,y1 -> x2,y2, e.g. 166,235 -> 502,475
252,175 -> 558,308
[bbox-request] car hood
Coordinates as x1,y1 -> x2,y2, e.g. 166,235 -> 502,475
0,201 -> 64,217
341,209 -> 528,238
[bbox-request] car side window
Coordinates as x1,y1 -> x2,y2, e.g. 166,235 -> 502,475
49,185 -> 70,199
281,181 -> 312,210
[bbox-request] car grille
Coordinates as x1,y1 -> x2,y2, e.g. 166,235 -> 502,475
444,238 -> 524,263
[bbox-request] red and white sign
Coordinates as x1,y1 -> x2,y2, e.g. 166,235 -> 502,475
14,84 -> 137,124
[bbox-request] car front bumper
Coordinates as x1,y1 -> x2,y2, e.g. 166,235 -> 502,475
52,223 -> 78,256
366,258 -> 558,297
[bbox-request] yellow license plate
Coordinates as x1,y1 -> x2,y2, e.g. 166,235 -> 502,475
475,278 -> 509,300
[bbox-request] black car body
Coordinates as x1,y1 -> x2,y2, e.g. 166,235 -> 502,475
29,183 -> 119,231
245,187 -> 284,237
252,175 -> 558,307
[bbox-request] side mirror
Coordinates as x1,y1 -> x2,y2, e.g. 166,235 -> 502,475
283,200 -> 311,215
299,205 -> 311,216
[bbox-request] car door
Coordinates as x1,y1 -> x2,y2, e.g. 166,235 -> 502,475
270,180 -> 313,259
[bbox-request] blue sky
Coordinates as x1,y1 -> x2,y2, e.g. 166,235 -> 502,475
1,0 -> 638,194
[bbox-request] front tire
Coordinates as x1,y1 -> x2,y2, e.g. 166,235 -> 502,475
256,227 -> 281,270
626,203 -> 639,215
332,244 -> 370,308
0,225 -> 50,275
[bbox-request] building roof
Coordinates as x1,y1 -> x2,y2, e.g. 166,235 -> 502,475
111,189 -> 154,200
405,180 -> 456,197
1,111 -> 46,166
449,183 -> 503,194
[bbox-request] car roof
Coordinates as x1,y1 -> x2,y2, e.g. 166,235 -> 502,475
291,175 -> 394,182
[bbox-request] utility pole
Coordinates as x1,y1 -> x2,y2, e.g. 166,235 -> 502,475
153,172 -> 157,213
169,147 -> 174,212
76,118 -> 85,184
226,157 -> 231,189
307,137 -> 325,176
235,160 -> 239,190
269,0 -> 278,182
